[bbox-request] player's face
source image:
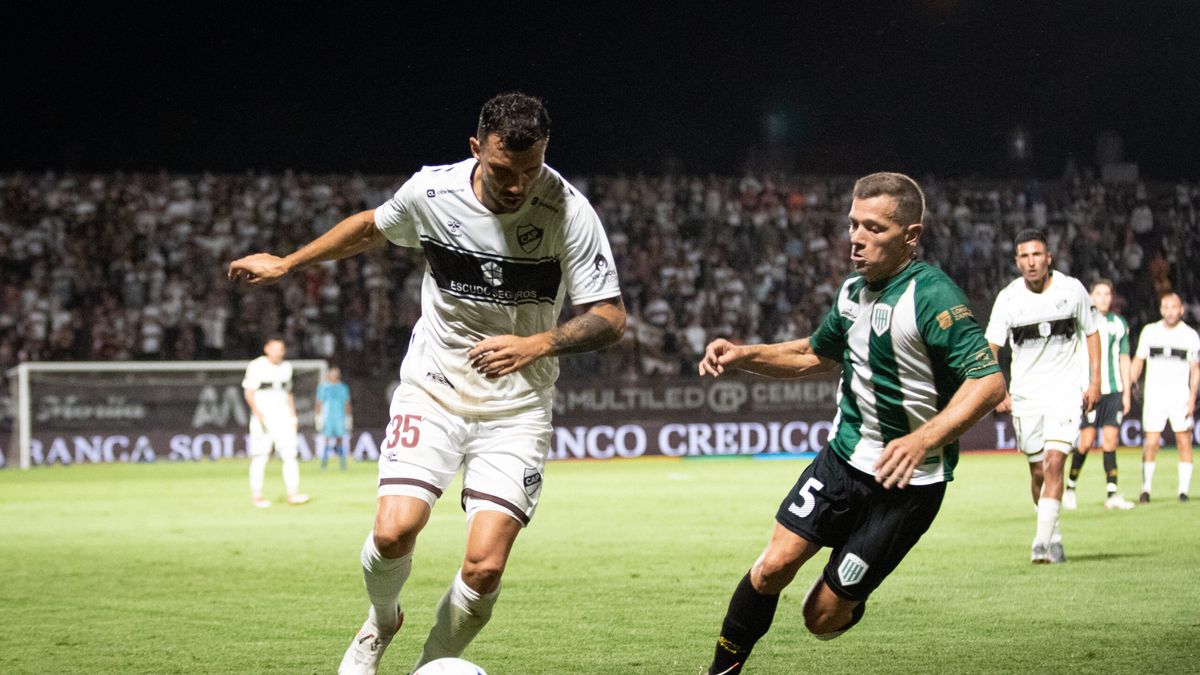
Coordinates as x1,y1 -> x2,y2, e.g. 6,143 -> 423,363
1160,294 -> 1183,326
847,195 -> 920,282
1090,284 -> 1112,313
327,367 -> 341,382
470,133 -> 546,214
264,340 -> 286,364
1014,240 -> 1051,288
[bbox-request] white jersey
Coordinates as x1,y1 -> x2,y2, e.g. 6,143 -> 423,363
375,159 -> 620,416
241,356 -> 294,416
1135,320 -> 1200,399
986,270 -> 1097,417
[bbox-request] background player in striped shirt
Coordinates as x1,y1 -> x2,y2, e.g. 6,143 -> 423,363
986,230 -> 1100,563
1066,279 -> 1135,510
1130,293 -> 1200,503
698,173 -> 1006,675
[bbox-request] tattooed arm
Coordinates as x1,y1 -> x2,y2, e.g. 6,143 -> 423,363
468,297 -> 627,378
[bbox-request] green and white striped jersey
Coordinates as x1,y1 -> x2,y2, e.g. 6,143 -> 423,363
1080,312 -> 1130,395
809,261 -> 1000,485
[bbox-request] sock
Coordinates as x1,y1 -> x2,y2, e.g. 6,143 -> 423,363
1050,517 -> 1062,545
1034,498 -> 1060,547
1103,451 -> 1118,496
416,570 -> 501,668
360,532 -> 413,633
249,454 -> 269,497
1180,462 -> 1193,496
282,455 -> 300,495
1143,462 -> 1156,494
339,444 -> 348,471
709,573 -> 780,675
1067,452 -> 1086,489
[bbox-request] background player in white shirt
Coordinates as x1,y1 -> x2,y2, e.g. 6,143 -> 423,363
1067,279 -> 1135,510
1130,293 -> 1200,503
987,230 -> 1100,563
228,93 -> 626,675
242,338 -> 309,507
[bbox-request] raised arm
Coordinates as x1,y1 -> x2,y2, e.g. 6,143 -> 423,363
228,210 -> 387,285
468,296 -> 627,379
698,337 -> 839,380
875,371 -> 1008,488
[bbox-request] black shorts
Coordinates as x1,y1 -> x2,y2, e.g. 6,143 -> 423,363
775,447 -> 946,602
1081,392 -> 1123,430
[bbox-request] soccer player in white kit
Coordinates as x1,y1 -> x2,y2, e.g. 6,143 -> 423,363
1130,293 -> 1200,503
228,93 -> 626,674
986,230 -> 1100,563
242,338 -> 309,507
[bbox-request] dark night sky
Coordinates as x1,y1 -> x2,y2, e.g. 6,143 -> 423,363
4,1 -> 1200,179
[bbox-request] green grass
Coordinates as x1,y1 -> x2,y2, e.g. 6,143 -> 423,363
1,450 -> 1197,674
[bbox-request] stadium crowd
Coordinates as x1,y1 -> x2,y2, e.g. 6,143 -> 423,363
1,170 -> 1199,381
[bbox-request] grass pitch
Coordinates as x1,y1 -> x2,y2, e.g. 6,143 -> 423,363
1,450 -> 1197,674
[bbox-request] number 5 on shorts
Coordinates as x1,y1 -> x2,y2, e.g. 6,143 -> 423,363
787,478 -> 825,519
386,414 -> 423,449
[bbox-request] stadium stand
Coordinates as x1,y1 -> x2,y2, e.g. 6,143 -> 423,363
2,171 -> 1198,385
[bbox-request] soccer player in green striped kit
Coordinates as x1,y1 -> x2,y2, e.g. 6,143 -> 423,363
1065,279 -> 1136,510
698,173 -> 1007,675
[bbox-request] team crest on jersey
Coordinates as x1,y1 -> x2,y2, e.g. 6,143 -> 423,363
481,261 -> 503,287
1038,321 -> 1052,337
871,304 -> 893,336
837,553 -> 869,586
523,467 -> 543,496
517,223 -> 544,253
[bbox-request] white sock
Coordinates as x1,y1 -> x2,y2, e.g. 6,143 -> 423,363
1050,517 -> 1062,545
249,454 -> 269,497
416,570 -> 501,668
1143,462 -> 1156,494
1179,462 -> 1193,496
1034,498 -> 1060,547
360,532 -> 412,633
282,455 -> 300,495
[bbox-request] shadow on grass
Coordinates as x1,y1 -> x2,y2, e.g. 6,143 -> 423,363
1065,552 -> 1148,562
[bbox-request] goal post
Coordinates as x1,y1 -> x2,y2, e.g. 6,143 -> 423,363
5,360 -> 327,470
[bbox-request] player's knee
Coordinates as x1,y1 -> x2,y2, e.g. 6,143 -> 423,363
461,555 -> 506,594
372,519 -> 420,557
753,549 -> 802,593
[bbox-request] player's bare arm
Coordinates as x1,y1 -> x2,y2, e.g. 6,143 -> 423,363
1120,353 -> 1132,414
244,389 -> 265,424
875,371 -> 1008,489
1189,361 -> 1200,418
988,342 -> 1013,413
698,337 -> 839,379
1083,330 -> 1101,413
1130,356 -> 1145,398
468,296 -> 627,378
227,209 -> 387,285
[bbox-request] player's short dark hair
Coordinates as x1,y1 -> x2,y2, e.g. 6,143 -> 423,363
1091,278 -> 1114,292
852,172 -> 924,226
1015,229 -> 1048,249
476,92 -> 551,151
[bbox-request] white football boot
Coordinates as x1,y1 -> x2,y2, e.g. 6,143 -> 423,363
338,609 -> 403,675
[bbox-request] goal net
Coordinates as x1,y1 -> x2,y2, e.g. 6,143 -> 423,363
4,360 -> 326,469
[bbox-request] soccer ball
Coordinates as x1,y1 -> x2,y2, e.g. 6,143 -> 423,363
412,657 -> 487,675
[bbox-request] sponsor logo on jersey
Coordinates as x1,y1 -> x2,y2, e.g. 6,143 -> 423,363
871,304 -> 892,336
523,467 -> 543,495
937,310 -> 952,329
837,553 -> 869,586
426,189 -> 436,198
446,220 -> 464,236
587,254 -> 617,290
530,195 -> 560,213
481,261 -> 504,287
425,371 -> 454,389
517,223 -> 544,253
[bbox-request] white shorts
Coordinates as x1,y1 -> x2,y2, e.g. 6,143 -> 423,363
1142,395 -> 1195,435
377,383 -> 553,526
1013,411 -> 1080,463
249,415 -> 298,459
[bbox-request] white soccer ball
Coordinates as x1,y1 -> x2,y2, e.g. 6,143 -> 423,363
413,657 -> 487,675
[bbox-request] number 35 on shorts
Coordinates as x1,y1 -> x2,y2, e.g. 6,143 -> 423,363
787,478 -> 825,519
385,414 -> 423,450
